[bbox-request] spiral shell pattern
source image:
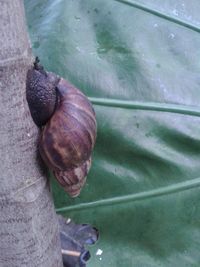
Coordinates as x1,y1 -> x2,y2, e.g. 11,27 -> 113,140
54,157 -> 91,197
39,78 -> 97,196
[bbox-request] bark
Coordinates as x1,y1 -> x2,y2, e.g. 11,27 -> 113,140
0,1 -> 63,266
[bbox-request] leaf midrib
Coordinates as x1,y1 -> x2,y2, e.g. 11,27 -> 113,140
56,176 -> 200,213
89,97 -> 200,117
114,0 -> 200,34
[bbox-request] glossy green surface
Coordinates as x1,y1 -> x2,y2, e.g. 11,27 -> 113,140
24,1 -> 200,266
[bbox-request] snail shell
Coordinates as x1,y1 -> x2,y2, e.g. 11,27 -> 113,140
26,58 -> 97,197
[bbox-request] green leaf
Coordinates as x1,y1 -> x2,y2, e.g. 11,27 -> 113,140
24,1 -> 200,266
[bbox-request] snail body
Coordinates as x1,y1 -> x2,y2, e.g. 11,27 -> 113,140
26,58 -> 97,197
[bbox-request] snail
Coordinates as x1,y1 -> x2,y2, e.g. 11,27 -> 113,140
26,57 -> 97,197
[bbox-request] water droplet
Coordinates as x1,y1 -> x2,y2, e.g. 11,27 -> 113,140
172,9 -> 178,16
96,249 -> 103,256
169,33 -> 175,39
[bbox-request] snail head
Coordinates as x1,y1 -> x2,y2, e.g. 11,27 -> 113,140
26,57 -> 60,127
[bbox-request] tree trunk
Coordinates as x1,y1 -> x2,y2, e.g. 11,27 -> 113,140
0,1 -> 63,266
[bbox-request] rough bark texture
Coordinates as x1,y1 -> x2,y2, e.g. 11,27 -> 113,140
0,1 -> 63,266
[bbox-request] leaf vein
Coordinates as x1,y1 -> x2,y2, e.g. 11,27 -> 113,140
114,0 -> 200,33
89,97 -> 200,117
56,177 -> 200,213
